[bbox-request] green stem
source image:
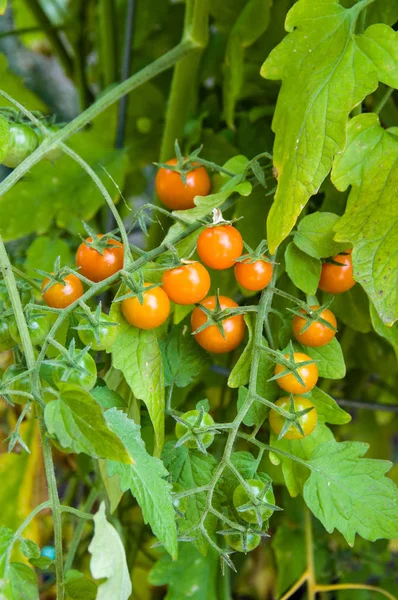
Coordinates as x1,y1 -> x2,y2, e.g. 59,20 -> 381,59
64,488 -> 98,572
22,0 -> 73,78
0,239 -> 65,599
374,88 -> 394,115
99,0 -> 118,88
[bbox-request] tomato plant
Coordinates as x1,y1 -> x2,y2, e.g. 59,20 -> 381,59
0,1 -> 397,599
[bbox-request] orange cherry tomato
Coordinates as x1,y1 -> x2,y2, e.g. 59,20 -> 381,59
196,225 -> 243,270
191,295 -> 245,354
269,396 -> 317,440
121,284 -> 170,330
234,258 -> 273,291
42,274 -> 84,309
274,352 -> 318,394
155,158 -> 211,210
76,235 -> 124,282
161,262 -> 211,305
318,252 -> 355,294
292,305 -> 337,347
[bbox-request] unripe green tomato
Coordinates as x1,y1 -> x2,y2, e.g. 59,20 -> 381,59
77,314 -> 119,351
233,479 -> 275,524
2,364 -> 31,405
10,314 -> 51,347
225,531 -> 261,553
172,483 -> 188,518
52,351 -> 97,391
3,123 -> 39,168
0,319 -> 14,352
175,409 -> 215,449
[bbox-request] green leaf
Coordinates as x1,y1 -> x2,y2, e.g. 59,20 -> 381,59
304,440 -> 398,545
0,114 -> 10,163
19,539 -> 40,560
105,409 -> 177,558
162,442 -> 217,554
0,526 -> 13,578
109,305 -> 165,454
261,0 -> 395,252
370,304 -> 398,362
270,422 -> 334,497
161,323 -> 210,388
89,502 -> 132,600
298,338 -> 346,379
44,385 -> 132,463
355,24 -> 398,89
91,386 -> 128,410
285,242 -> 321,295
8,563 -> 38,600
150,545 -> 218,600
98,459 -> 124,514
331,284 -> 371,334
223,0 -> 272,128
331,113 -> 398,325
228,314 -> 255,388
309,387 -> 351,425
294,212 -> 350,259
24,236 -> 73,278
63,569 -> 98,600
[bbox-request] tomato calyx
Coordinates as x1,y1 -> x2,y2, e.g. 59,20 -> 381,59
234,240 -> 271,265
219,525 -> 269,556
191,291 -> 247,340
79,223 -> 122,256
233,480 -> 281,528
37,257 -> 81,294
271,393 -> 315,440
173,405 -> 219,454
45,339 -> 94,384
265,341 -> 317,388
154,140 -> 206,185
74,302 -> 119,349
288,299 -> 337,335
115,270 -> 160,304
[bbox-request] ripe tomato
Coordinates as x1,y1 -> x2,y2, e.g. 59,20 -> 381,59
292,305 -> 337,347
225,531 -> 261,553
234,258 -> 273,291
10,313 -> 51,347
77,313 -> 119,351
191,296 -> 245,354
318,252 -> 355,294
52,351 -> 97,391
155,158 -> 211,210
274,352 -> 318,394
161,262 -> 211,305
197,225 -> 243,270
0,319 -> 14,353
2,364 -> 31,405
175,409 -> 215,449
233,479 -> 275,524
269,396 -> 317,440
121,284 -> 170,330
42,274 -> 84,309
76,236 -> 124,282
3,123 -> 39,169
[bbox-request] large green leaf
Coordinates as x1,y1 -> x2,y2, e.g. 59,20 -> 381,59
8,563 -> 39,600
332,113 -> 398,325
298,338 -> 346,379
261,0 -> 398,252
89,502 -> 132,600
304,440 -> 398,545
294,212 -> 350,259
150,545 -> 218,600
370,303 -> 398,361
105,409 -> 177,559
161,323 -> 210,388
44,386 -> 132,463
109,305 -> 165,454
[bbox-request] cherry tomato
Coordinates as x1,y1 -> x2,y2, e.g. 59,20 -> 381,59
172,483 -> 188,518
292,305 -> 337,347
269,396 -> 317,440
161,262 -> 211,305
274,352 -> 318,394
233,479 -> 275,524
121,284 -> 170,330
191,296 -> 245,354
225,531 -> 261,553
197,225 -> 243,270
76,235 -> 124,282
3,123 -> 39,169
10,313 -> 51,347
42,274 -> 84,309
2,364 -> 31,405
319,252 -> 355,294
234,258 -> 273,291
155,158 -> 211,210
0,319 -> 14,352
52,351 -> 97,391
77,313 -> 119,351
175,409 -> 215,449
